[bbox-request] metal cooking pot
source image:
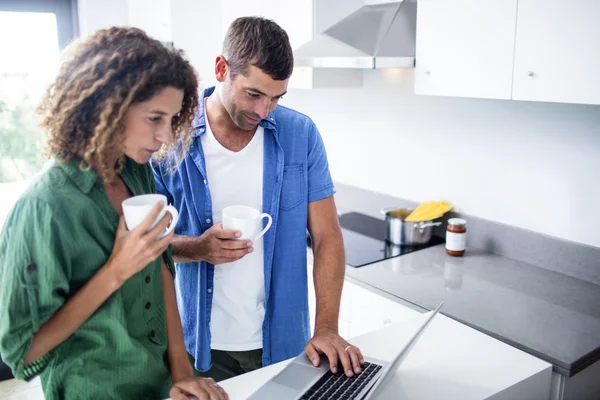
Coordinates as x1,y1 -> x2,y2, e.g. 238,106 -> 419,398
381,207 -> 441,246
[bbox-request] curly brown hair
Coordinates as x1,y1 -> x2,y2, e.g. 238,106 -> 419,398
38,26 -> 199,183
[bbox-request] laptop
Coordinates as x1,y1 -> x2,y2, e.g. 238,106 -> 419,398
248,302 -> 443,400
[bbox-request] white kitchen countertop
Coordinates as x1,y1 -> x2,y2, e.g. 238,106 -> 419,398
216,312 -> 552,400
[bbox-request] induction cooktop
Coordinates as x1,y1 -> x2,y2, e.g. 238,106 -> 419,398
308,212 -> 445,268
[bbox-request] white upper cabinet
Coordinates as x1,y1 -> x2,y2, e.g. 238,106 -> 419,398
415,0 -> 600,105
415,0 -> 518,100
512,0 -> 600,105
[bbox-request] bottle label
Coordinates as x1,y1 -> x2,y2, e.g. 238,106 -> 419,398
446,231 -> 466,251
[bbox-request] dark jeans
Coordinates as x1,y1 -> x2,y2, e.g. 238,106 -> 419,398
188,349 -> 263,382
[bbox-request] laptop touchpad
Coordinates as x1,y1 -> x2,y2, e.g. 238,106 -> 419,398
272,363 -> 322,390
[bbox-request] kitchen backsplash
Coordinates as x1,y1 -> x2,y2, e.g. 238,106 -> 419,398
282,69 -> 600,249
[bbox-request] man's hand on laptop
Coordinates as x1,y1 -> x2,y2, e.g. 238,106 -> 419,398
305,327 -> 365,378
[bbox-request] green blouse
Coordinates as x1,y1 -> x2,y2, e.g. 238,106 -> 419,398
0,158 -> 176,399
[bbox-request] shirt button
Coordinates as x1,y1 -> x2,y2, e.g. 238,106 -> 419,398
203,179 -> 207,185
145,302 -> 151,310
150,330 -> 156,338
206,218 -> 211,224
145,276 -> 151,284
207,288 -> 213,293
200,128 -> 205,133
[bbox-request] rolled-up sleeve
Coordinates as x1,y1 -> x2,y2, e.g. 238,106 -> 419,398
306,122 -> 335,203
0,198 -> 70,380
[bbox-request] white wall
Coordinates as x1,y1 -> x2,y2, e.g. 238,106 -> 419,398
77,0 -> 221,88
127,0 -> 171,42
281,69 -> 600,248
171,0 -> 222,88
79,0 -> 173,43
77,0 -> 128,36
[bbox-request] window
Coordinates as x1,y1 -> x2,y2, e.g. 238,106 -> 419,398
0,0 -> 76,229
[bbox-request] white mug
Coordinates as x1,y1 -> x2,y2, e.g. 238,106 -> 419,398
222,205 -> 272,241
122,194 -> 179,239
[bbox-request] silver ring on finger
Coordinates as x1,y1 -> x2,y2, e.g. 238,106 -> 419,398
344,345 -> 352,352
211,382 -> 220,388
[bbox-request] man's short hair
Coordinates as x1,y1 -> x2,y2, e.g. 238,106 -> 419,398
222,16 -> 294,81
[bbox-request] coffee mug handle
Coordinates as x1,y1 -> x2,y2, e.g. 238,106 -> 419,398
159,205 -> 179,239
254,213 -> 272,241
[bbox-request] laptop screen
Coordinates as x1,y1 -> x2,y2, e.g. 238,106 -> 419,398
362,302 -> 443,400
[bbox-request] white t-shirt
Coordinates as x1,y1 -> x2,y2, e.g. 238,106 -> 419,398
201,117 -> 265,351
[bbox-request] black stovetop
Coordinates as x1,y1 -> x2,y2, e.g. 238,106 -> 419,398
308,212 -> 445,268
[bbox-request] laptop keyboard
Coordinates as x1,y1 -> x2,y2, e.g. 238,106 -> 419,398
299,361 -> 383,400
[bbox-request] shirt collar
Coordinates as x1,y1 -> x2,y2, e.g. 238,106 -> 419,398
58,158 -> 98,194
192,86 -> 277,138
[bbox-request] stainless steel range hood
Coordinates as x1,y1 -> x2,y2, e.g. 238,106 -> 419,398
294,1 -> 417,69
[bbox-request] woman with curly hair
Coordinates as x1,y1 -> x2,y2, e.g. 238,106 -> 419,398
0,27 -> 228,399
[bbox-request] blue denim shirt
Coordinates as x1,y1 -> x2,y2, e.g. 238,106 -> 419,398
152,87 -> 335,371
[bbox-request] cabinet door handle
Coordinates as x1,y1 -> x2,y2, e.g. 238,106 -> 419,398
527,71 -> 535,77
